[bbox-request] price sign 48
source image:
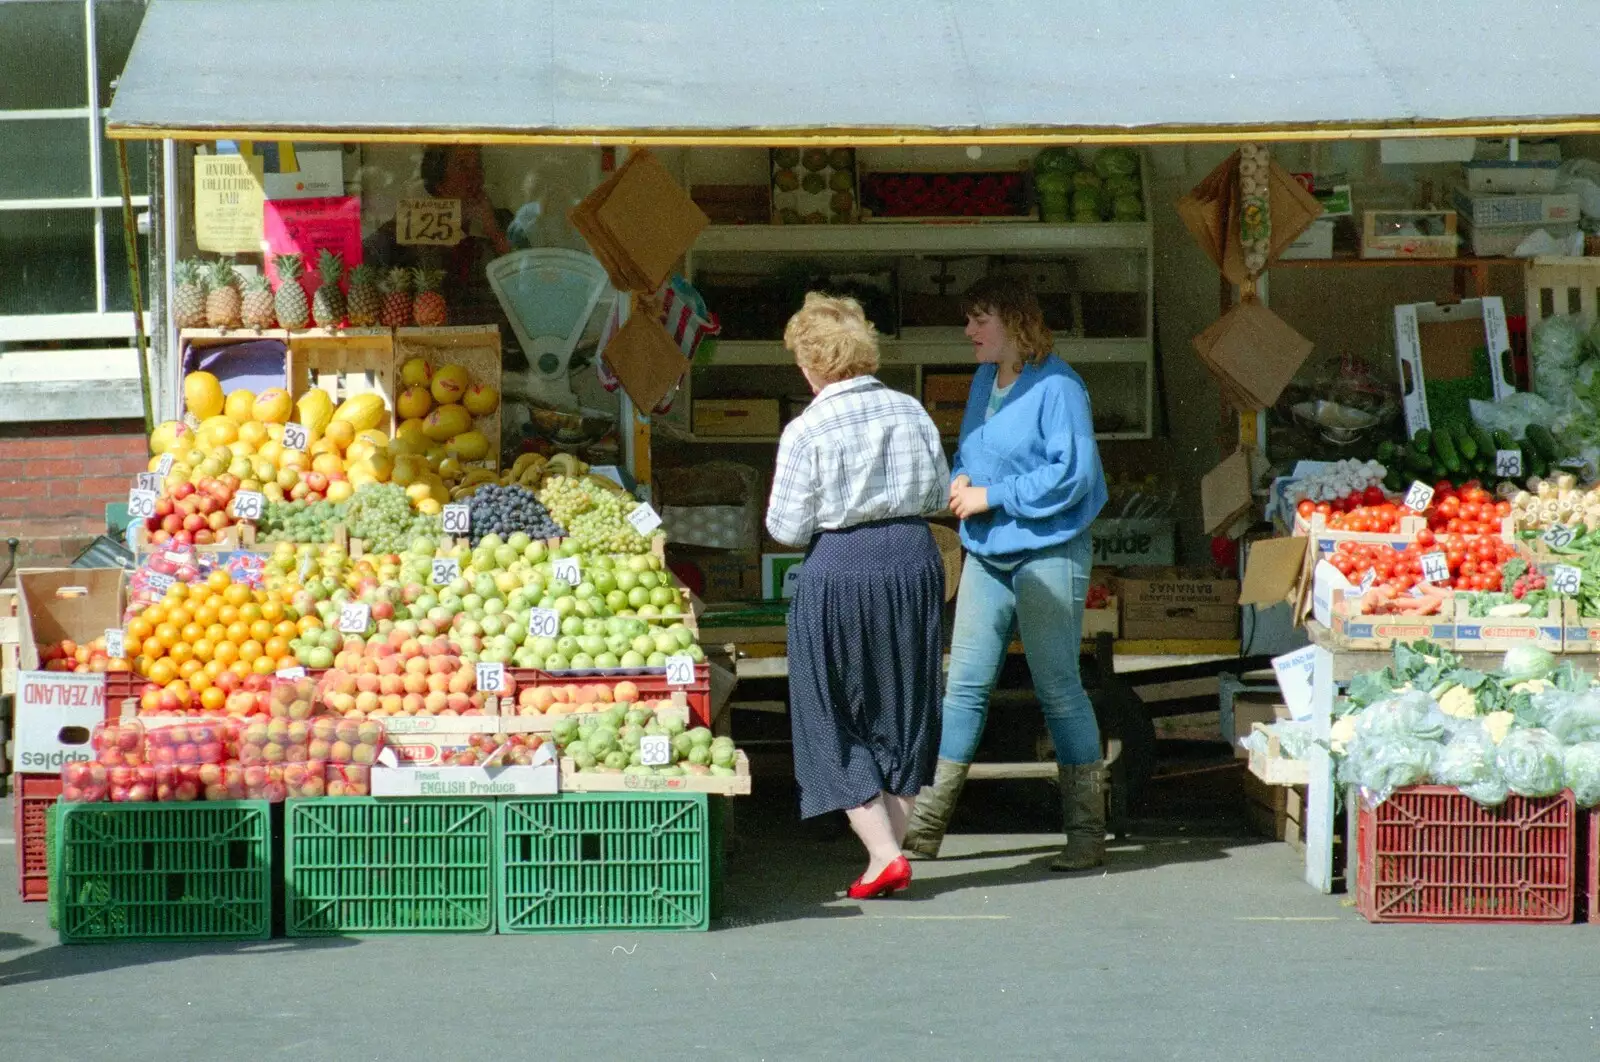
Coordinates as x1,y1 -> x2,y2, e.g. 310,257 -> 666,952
1552,565 -> 1583,596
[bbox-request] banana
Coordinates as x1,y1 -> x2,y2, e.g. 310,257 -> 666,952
508,452 -> 540,481
546,452 -> 587,478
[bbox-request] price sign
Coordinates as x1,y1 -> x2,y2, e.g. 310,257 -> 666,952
431,557 -> 460,585
1404,480 -> 1435,513
475,661 -> 506,693
1420,551 -> 1450,584
338,602 -> 371,633
552,556 -> 582,585
627,503 -> 663,535
231,491 -> 265,520
146,572 -> 175,593
442,504 -> 471,537
1271,645 -> 1317,721
1495,450 -> 1523,478
103,628 -> 125,659
281,422 -> 309,452
135,471 -> 161,492
664,655 -> 696,686
527,607 -> 561,639
639,734 -> 672,767
1552,565 -> 1583,596
155,453 -> 175,477
298,554 -> 314,581
275,666 -> 306,680
1543,524 -> 1577,550
1358,569 -> 1377,594
127,489 -> 157,520
396,197 -> 464,246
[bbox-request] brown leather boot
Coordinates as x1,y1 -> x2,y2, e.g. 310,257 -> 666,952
902,758 -> 970,860
1051,761 -> 1108,871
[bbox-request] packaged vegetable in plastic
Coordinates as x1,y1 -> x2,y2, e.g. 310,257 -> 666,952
144,719 -> 233,765
269,673 -> 317,720
1431,721 -> 1510,807
308,716 -> 385,764
154,764 -> 204,802
1562,742 -> 1600,807
1495,727 -> 1566,797
283,761 -> 329,798
324,763 -> 370,796
1338,734 -> 1441,806
1532,689 -> 1600,745
1530,314 -> 1588,403
1352,690 -> 1451,744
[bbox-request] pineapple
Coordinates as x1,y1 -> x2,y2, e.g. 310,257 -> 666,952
273,253 -> 310,330
378,268 -> 412,327
173,259 -> 208,329
204,258 -> 241,329
346,264 -> 380,327
241,273 -> 275,330
311,249 -> 346,329
412,268 -> 447,327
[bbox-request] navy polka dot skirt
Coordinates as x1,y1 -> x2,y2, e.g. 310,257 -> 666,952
787,517 -> 944,819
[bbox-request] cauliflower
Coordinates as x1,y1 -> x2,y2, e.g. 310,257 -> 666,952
1484,711 -> 1516,744
1330,715 -> 1357,754
1512,679 -> 1553,695
1438,685 -> 1478,720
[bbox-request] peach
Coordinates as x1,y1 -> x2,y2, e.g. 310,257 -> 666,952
402,673 -> 428,695
330,740 -> 354,761
429,656 -> 457,675
423,691 -> 448,714
448,670 -> 475,695
424,639 -> 451,658
355,673 -> 380,693
446,692 -> 473,714
400,638 -> 422,659
404,656 -> 429,676
427,673 -> 448,693
379,693 -> 404,714
331,670 -> 359,696
309,738 -> 332,760
609,682 -> 635,703
369,641 -> 395,659
379,674 -> 404,695
354,691 -> 381,714
402,692 -> 426,714
358,658 -> 379,675
376,656 -> 401,676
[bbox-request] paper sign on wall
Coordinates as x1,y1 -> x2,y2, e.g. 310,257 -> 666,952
263,196 -> 363,295
1271,645 -> 1317,721
396,197 -> 463,246
194,153 -> 266,253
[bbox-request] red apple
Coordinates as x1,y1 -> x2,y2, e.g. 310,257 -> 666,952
172,482 -> 196,500
160,513 -> 184,534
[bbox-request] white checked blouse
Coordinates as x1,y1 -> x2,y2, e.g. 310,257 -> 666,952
765,375 -> 950,547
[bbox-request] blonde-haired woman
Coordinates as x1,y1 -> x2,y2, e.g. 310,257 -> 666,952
767,292 -> 950,899
905,274 -> 1110,871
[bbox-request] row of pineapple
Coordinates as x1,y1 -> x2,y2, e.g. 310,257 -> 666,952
174,252 -> 449,332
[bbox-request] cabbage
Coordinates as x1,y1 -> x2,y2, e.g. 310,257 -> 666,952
1033,147 -> 1082,175
1432,722 -> 1509,807
1531,315 -> 1588,403
1501,646 -> 1557,685
1093,147 -> 1140,179
1564,742 -> 1600,806
1495,728 -> 1565,797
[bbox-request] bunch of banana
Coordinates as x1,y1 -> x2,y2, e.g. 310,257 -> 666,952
449,467 -> 499,500
546,452 -> 588,478
506,451 -> 550,488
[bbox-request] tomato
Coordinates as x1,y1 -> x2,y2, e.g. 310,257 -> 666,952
1447,549 -> 1466,569
1363,486 -> 1385,506
1315,502 -> 1332,517
1495,500 -> 1513,518
1416,528 -> 1435,548
1437,496 -> 1461,519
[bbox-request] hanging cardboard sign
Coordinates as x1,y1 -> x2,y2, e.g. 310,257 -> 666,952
193,153 -> 266,253
396,197 -> 463,246
263,196 -> 363,296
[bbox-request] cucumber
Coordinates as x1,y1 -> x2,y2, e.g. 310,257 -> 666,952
1469,423 -> 1496,460
1492,429 -> 1518,452
1404,446 -> 1434,476
1375,440 -> 1397,464
1384,467 -> 1405,493
1456,423 -> 1479,462
1434,427 -> 1462,473
1526,424 -> 1560,463
1412,428 -> 1433,455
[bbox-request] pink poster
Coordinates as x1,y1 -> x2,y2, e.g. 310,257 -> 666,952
263,196 -> 363,299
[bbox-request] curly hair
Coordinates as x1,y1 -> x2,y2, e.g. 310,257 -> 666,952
960,273 -> 1054,365
784,292 -> 880,383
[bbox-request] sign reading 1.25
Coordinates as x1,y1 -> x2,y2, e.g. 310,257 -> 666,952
397,197 -> 463,246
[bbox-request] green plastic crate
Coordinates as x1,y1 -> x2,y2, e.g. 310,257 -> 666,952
46,803 -> 58,931
56,802 -> 272,943
498,793 -> 710,933
284,798 -> 496,935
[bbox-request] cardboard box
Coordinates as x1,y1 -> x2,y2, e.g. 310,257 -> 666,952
1460,219 -> 1580,258
1239,536 -> 1314,620
1192,296 -> 1313,410
670,548 -> 762,603
1561,600 -> 1600,653
1452,189 -> 1581,229
1326,591 -> 1455,651
762,553 -> 806,599
12,671 -> 106,772
1242,771 -> 1308,847
1278,217 -> 1335,260
1114,569 -> 1239,641
1393,297 -> 1513,436
17,568 -> 127,671
694,399 -> 781,437
1201,450 -> 1254,536
1453,597 -> 1562,653
1464,161 -> 1562,194
370,761 -> 557,797
1361,210 -> 1458,259
1089,519 -> 1176,567
1081,598 -> 1119,640
570,148 -> 708,293
1232,696 -> 1289,759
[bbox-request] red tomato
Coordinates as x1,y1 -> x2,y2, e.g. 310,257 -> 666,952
1417,528 -> 1435,548
1363,486 -> 1385,506
1296,499 -> 1315,519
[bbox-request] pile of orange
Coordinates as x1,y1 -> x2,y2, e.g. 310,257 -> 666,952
120,570 -> 323,712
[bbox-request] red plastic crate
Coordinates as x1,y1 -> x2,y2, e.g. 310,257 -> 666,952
1588,812 -> 1600,925
1357,785 -> 1575,924
105,672 -> 143,719
508,665 -> 712,727
14,774 -> 63,902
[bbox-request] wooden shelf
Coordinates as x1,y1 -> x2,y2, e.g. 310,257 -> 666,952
703,334 -> 1151,367
1272,255 -> 1522,270
694,221 -> 1152,255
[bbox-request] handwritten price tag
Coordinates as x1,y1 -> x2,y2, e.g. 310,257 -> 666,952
1404,481 -> 1435,513
298,554 -> 314,581
442,504 -> 471,536
527,607 -> 561,639
640,734 -> 672,767
664,655 -> 696,686
146,572 -> 175,593
552,556 -> 582,585
127,489 -> 157,520
232,491 -> 265,520
135,471 -> 161,492
281,422 -> 309,452
396,197 -> 463,246
1552,565 -> 1583,596
1543,524 -> 1577,550
275,666 -> 306,680
431,557 -> 460,585
338,602 -> 371,633
1420,551 -> 1450,584
155,453 -> 174,477
627,503 -> 663,535
1495,450 -> 1523,478
475,661 -> 505,693
1358,569 -> 1377,594
104,628 -> 125,659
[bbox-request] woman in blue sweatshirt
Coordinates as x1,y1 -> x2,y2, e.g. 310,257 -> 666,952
904,274 -> 1110,871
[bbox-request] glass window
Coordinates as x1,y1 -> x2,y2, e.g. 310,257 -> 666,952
0,1 -> 87,109
0,209 -> 98,315
102,206 -> 148,312
0,118 -> 91,199
95,0 -> 147,103
100,120 -> 147,196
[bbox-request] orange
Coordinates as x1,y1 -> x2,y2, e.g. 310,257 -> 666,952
238,639 -> 264,664
260,599 -> 284,622
165,606 -> 192,629
206,570 -> 231,593
165,679 -> 191,705
273,620 -> 298,641
251,655 -> 276,676
203,659 -> 224,680
181,622 -> 205,644
154,623 -> 181,649
249,619 -> 274,643
263,636 -> 290,661
187,582 -> 212,602
213,641 -> 239,666
225,621 -> 250,645
142,604 -> 168,626
140,636 -> 165,660
148,658 -> 178,686
178,659 -> 203,681
228,660 -> 251,680
217,604 -> 240,626
297,616 -> 322,635
166,583 -> 189,602
224,583 -> 251,607
205,623 -> 227,644
194,602 -> 220,627
167,642 -> 194,666
188,670 -> 211,693
132,655 -> 152,676
274,655 -> 298,673
239,602 -> 264,624
127,617 -> 154,644
191,638 -> 215,663
200,687 -> 226,712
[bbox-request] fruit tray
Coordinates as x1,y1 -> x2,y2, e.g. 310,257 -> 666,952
497,792 -> 711,933
508,665 -> 712,727
284,797 -> 496,935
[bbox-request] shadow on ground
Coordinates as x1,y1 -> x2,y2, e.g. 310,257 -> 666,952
0,935 -> 360,989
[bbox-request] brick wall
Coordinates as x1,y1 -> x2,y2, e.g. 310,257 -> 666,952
0,419 -> 148,568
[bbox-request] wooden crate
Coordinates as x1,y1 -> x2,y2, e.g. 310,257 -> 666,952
393,326 -> 502,471
1524,256 -> 1600,339
1241,770 -> 1306,850
1245,722 -> 1311,786
178,328 -> 290,424
285,328 -> 398,434
558,750 -> 751,795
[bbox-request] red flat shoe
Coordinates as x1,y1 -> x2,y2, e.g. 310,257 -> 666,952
848,856 -> 912,899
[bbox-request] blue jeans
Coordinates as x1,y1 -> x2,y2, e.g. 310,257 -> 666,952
938,534 -> 1101,767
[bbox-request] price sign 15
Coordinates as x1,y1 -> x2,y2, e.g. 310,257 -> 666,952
1495,450 -> 1523,478
1552,565 -> 1583,596
104,628 -> 125,659
396,197 -> 464,246
1420,551 -> 1450,584
627,503 -> 663,535
127,489 -> 157,520
1543,524 -> 1577,550
431,557 -> 460,585
1404,481 -> 1435,513
338,602 -> 371,633
281,422 -> 310,452
639,734 -> 672,767
135,471 -> 161,492
527,607 -> 561,639
232,491 -> 265,520
552,556 -> 583,586
442,504 -> 471,536
475,661 -> 505,693
664,655 -> 696,686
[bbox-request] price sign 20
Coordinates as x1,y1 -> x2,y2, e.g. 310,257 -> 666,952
664,655 -> 696,686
